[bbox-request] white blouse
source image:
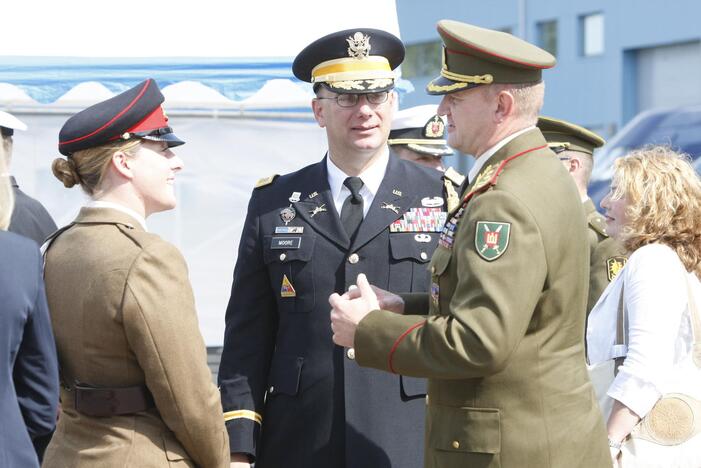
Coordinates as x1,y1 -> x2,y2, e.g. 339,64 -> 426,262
586,243 -> 701,418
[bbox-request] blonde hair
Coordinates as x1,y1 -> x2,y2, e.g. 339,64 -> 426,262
612,145 -> 701,278
0,137 -> 14,230
52,139 -> 141,196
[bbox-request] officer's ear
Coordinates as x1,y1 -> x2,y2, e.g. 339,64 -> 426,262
494,89 -> 515,123
311,97 -> 326,129
110,150 -> 135,180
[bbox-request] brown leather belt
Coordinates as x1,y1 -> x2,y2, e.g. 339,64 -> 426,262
72,383 -> 155,417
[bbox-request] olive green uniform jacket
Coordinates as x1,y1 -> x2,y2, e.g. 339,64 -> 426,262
584,198 -> 627,314
355,129 -> 609,468
42,208 -> 229,468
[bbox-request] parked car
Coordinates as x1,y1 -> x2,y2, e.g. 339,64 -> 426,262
589,105 -> 701,205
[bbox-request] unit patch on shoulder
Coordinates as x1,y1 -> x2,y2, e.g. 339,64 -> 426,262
474,221 -> 511,261
255,174 -> 279,189
606,256 -> 627,282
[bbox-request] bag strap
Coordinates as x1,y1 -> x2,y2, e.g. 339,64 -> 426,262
686,276 -> 701,368
614,282 -> 627,375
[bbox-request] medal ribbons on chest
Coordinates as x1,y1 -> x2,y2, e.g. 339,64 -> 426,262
389,207 -> 447,233
438,204 -> 466,249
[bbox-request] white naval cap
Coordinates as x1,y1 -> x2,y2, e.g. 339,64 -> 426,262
388,104 -> 452,156
0,110 -> 28,136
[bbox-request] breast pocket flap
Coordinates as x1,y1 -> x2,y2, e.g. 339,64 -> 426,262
429,405 -> 501,454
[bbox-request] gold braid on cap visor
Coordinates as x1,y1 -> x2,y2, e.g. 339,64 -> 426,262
311,56 -> 395,83
427,47 -> 494,93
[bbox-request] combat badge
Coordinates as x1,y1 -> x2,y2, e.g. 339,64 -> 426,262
280,206 -> 296,225
281,274 -> 296,298
606,256 -> 627,282
475,221 -> 511,261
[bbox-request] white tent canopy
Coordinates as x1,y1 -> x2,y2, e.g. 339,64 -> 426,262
52,81 -> 114,106
162,81 -> 232,108
239,79 -> 313,109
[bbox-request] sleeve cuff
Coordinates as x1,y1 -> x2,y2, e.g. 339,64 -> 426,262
607,368 -> 661,418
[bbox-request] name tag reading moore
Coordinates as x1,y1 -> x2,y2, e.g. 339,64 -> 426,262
271,237 -> 302,249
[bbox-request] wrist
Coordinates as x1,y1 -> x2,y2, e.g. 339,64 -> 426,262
607,437 -> 622,450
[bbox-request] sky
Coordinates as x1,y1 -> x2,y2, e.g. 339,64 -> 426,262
0,0 -> 401,57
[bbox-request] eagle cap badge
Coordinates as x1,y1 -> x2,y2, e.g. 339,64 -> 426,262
347,32 -> 371,59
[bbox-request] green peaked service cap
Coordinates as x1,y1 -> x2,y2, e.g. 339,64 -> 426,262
427,20 -> 556,95
537,116 -> 606,156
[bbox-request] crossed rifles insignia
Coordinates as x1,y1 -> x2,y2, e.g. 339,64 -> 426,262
475,221 -> 511,261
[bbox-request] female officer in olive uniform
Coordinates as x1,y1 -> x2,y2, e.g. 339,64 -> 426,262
42,79 -> 229,468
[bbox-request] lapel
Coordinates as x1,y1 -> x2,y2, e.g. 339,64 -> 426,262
293,159 -> 351,251
351,156 -> 417,251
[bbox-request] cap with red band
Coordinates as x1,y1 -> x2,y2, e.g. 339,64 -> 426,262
58,78 -> 184,156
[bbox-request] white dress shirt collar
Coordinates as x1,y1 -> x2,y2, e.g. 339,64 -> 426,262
468,126 -> 535,183
87,200 -> 148,231
326,147 -> 389,217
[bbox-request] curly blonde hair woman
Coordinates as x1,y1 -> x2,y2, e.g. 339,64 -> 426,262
587,145 -> 701,467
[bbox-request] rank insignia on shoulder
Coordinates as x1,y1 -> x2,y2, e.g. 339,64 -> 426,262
443,167 -> 465,186
606,256 -> 627,282
475,221 -> 511,261
281,274 -> 296,297
255,174 -> 279,189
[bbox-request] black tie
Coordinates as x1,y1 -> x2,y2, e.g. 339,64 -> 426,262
341,176 -> 364,241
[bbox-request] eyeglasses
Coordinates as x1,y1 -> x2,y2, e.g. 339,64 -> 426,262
315,91 -> 389,108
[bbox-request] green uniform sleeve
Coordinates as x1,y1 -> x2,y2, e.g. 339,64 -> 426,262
355,189 -> 547,379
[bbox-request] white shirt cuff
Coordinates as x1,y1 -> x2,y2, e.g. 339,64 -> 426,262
607,368 -> 661,418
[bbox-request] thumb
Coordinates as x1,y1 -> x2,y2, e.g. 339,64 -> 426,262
356,273 -> 378,308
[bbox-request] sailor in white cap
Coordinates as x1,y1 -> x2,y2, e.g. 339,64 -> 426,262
388,104 -> 453,171
0,110 -> 57,244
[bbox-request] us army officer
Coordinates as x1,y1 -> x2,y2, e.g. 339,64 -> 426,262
219,28 -> 446,468
330,21 -> 610,468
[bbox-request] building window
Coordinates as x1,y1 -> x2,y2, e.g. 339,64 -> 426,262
581,13 -> 605,56
402,40 -> 442,79
536,20 -> 558,57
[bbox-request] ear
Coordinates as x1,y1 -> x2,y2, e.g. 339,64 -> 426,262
568,155 -> 582,173
494,90 -> 515,123
110,150 -> 135,180
311,98 -> 326,128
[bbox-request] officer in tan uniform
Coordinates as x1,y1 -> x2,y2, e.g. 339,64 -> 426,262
330,21 -> 610,468
42,79 -> 229,468
537,116 -> 627,313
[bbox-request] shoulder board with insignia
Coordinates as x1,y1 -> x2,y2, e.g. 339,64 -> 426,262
443,167 -> 465,186
588,211 -> 608,237
255,174 -> 279,189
